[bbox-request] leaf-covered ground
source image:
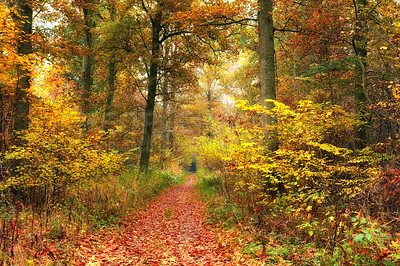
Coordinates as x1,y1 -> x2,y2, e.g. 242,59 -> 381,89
72,174 -> 250,265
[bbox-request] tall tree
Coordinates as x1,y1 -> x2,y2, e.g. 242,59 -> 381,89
258,0 -> 277,150
14,0 -> 33,134
103,0 -> 118,132
352,0 -> 370,148
81,0 -> 95,133
139,1 -> 163,171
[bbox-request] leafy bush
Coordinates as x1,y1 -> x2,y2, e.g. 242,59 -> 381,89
195,121 -> 235,172
197,99 -> 400,264
59,166 -> 183,229
231,100 -> 375,210
2,96 -> 124,206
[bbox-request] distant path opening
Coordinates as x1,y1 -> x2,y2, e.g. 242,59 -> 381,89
189,158 -> 197,173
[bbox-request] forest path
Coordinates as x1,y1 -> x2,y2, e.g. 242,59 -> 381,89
74,174 -> 235,265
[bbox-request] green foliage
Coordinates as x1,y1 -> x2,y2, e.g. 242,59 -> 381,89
66,166 -> 183,228
311,215 -> 398,265
196,168 -> 243,228
123,167 -> 182,204
301,56 -> 358,78
196,167 -> 224,199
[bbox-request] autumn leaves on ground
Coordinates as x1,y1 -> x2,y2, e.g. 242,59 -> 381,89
73,174 -> 240,265
0,169 -> 262,266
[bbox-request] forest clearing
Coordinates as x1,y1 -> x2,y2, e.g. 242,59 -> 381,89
1,0 -> 400,264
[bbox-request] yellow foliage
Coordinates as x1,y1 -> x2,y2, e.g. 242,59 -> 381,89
208,100 -> 381,213
2,94 -> 125,195
0,4 -> 33,89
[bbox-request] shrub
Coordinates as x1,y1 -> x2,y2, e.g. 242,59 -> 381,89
197,99 -> 400,264
2,96 -> 124,206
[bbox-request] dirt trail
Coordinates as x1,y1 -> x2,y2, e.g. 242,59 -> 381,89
75,174 -> 234,265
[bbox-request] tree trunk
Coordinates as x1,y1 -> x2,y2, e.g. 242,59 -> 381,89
103,60 -> 116,132
160,94 -> 168,169
103,4 -> 117,132
139,9 -> 162,171
353,0 -> 370,148
14,0 -> 32,134
169,91 -> 176,152
81,1 -> 94,134
206,90 -> 212,137
258,0 -> 277,151
9,0 -> 32,176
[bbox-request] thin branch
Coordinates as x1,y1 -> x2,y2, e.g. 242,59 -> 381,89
274,28 -> 300,33
122,62 -> 148,101
141,0 -> 149,14
275,36 -> 290,56
280,0 -> 307,33
33,0 -> 50,20
160,30 -> 190,43
197,35 -> 218,56
353,0 -> 359,20
200,17 -> 257,28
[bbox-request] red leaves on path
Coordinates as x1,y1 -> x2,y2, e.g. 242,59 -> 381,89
74,174 -> 234,265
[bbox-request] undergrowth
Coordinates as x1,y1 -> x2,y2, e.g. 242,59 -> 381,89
197,168 -> 400,265
0,166 -> 183,265
195,100 -> 400,265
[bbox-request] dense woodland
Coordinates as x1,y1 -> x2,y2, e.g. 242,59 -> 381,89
1,0 -> 400,264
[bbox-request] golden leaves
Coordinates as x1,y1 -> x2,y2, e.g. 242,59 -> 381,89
202,99 -> 379,217
0,4 -> 20,91
2,92 -> 124,193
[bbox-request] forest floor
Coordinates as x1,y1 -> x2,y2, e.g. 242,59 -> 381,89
71,174 -> 255,265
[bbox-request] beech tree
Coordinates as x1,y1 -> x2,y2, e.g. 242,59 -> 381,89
258,0 -> 277,151
13,0 -> 33,135
258,0 -> 275,125
0,1 -> 33,175
102,0 -> 117,132
81,0 -> 95,133
138,1 -> 162,171
35,0 -> 105,133
273,0 -> 400,148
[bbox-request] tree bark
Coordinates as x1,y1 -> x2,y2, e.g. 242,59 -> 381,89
103,60 -> 116,132
103,4 -> 117,132
9,0 -> 32,176
139,8 -> 162,171
14,0 -> 32,134
353,0 -> 370,148
169,91 -> 176,152
160,93 -> 168,169
81,1 -> 94,134
258,0 -> 278,151
206,90 -> 212,137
